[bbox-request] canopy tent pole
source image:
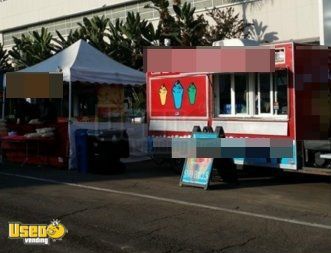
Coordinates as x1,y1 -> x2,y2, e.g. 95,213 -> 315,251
68,80 -> 72,170
2,74 -> 5,119
1,75 -> 6,120
68,80 -> 72,123
2,88 -> 5,119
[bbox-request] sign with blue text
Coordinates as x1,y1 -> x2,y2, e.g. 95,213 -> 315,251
179,131 -> 218,190
180,158 -> 214,190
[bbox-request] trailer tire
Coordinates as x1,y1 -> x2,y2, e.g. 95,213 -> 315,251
214,158 -> 238,184
314,152 -> 326,168
153,157 -> 166,166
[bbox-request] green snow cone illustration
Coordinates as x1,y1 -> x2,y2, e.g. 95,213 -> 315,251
188,82 -> 197,105
172,81 -> 184,109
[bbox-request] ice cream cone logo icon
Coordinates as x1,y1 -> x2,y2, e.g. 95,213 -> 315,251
172,81 -> 184,109
188,82 -> 197,105
159,85 -> 167,106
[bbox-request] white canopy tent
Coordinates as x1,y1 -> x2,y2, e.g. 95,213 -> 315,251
18,39 -> 145,83
3,39 -> 146,168
16,39 -> 145,121
3,39 -> 145,118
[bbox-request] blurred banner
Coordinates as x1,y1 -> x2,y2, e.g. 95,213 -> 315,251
144,47 -> 275,73
6,72 -> 63,98
97,85 -> 124,120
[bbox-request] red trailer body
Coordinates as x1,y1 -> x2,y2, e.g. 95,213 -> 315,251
146,42 -> 331,173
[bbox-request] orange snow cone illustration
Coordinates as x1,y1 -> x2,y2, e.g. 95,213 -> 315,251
159,85 -> 168,105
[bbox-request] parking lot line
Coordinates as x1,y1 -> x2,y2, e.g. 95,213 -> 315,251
1,171 -> 331,231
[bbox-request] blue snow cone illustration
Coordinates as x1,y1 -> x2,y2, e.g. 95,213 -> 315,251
172,80 -> 184,109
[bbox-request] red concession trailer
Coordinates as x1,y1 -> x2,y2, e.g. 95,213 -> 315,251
146,42 -> 331,175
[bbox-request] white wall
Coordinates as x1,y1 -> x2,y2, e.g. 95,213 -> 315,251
0,0 -> 321,44
245,0 -> 319,43
199,0 -> 320,43
0,0 -> 134,31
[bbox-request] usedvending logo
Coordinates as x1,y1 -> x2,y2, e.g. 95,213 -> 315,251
8,219 -> 68,245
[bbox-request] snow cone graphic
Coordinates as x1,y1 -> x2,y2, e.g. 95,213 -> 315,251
172,81 -> 184,109
159,85 -> 167,105
188,82 -> 197,105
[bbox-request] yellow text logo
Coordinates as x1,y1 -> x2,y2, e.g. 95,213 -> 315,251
9,220 -> 67,245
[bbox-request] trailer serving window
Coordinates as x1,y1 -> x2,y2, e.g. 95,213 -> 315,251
234,74 -> 249,114
255,73 -> 272,115
216,74 -> 249,115
218,74 -> 231,114
214,70 -> 288,117
273,70 -> 288,115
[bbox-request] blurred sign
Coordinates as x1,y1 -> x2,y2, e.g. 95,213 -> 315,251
179,132 -> 218,190
6,72 -> 63,98
180,158 -> 214,190
97,85 -> 124,119
275,48 -> 285,64
144,47 -> 275,73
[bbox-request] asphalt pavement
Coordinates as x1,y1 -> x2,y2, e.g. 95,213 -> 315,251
0,161 -> 330,253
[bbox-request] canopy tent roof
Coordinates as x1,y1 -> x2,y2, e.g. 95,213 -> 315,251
19,39 -> 145,85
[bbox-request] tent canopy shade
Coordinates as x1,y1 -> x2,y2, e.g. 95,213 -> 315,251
1,39 -> 146,170
16,39 -> 145,85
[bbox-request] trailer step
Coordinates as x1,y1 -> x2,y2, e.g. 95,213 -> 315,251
297,167 -> 331,176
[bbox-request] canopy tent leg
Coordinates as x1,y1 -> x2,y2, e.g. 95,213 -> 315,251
2,87 -> 5,120
2,75 -> 5,120
69,81 -> 72,123
68,81 -> 72,170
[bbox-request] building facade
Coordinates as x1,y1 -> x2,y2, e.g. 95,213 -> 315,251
0,0 -> 329,49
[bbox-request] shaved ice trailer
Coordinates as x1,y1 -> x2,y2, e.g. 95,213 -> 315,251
146,42 -> 331,175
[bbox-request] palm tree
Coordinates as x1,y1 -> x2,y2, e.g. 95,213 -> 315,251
78,15 -> 109,53
53,29 -> 82,52
106,12 -> 159,70
173,2 -> 208,46
0,43 -> 12,72
206,7 -> 251,44
145,0 -> 181,46
9,27 -> 55,69
146,0 -> 248,46
107,19 -> 132,67
119,12 -> 159,69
